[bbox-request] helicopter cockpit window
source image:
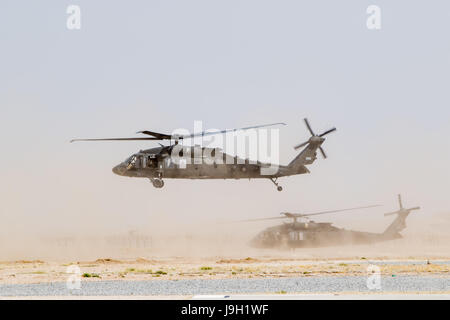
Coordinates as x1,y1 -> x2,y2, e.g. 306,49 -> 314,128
126,155 -> 138,168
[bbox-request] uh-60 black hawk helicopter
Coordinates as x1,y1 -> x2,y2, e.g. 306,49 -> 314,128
242,195 -> 420,249
70,118 -> 336,191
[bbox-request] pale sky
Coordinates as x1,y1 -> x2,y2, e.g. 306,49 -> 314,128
1,1 -> 449,237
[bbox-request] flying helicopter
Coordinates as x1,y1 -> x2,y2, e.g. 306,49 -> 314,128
241,195 -> 420,249
70,118 -> 336,191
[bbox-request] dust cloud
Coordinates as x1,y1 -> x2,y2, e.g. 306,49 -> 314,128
0,107 -> 449,263
0,201 -> 449,262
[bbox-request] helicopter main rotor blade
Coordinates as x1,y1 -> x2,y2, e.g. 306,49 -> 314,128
70,137 -> 160,143
180,122 -> 286,139
136,130 -> 172,139
236,204 -> 382,223
286,204 -> 382,218
71,123 -> 286,143
234,216 -> 288,223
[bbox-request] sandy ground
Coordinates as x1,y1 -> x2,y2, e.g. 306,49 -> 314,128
1,256 -> 449,285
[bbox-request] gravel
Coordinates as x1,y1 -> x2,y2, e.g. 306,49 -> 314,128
1,275 -> 449,296
363,260 -> 450,266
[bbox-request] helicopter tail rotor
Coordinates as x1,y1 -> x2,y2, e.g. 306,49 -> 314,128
383,195 -> 421,216
293,118 -> 336,159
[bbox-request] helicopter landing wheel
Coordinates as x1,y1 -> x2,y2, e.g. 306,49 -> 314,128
269,178 -> 283,191
151,178 -> 164,188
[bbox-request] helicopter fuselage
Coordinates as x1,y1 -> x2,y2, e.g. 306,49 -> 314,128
112,146 -> 308,189
249,218 -> 404,249
73,118 -> 335,191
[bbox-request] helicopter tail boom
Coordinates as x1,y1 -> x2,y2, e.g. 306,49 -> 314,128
381,197 -> 421,239
287,138 -> 322,170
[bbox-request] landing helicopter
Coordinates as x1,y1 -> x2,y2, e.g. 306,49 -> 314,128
70,118 -> 336,191
242,195 -> 420,249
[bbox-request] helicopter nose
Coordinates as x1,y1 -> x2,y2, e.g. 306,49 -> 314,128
112,164 -> 125,175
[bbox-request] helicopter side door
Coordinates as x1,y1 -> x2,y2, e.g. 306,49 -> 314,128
288,231 -> 306,247
147,154 -> 158,168
288,231 -> 304,241
136,154 -> 158,169
165,147 -> 200,178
